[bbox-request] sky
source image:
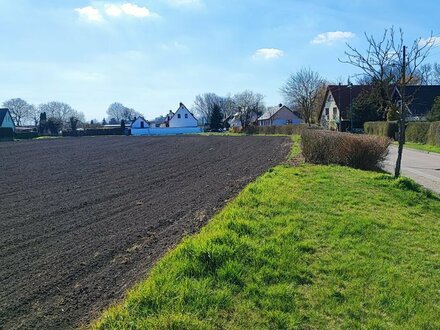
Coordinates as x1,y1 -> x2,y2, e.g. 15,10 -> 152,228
0,0 -> 439,121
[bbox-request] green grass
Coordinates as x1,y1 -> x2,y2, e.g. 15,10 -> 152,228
93,158 -> 440,329
402,142 -> 440,154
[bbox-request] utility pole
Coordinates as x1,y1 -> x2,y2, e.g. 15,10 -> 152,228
395,45 -> 406,178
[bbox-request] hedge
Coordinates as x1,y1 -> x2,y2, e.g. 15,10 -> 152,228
364,121 -> 398,139
62,128 -> 124,137
301,129 -> 391,170
405,122 -> 431,144
0,127 -> 14,141
244,124 -> 310,135
14,132 -> 39,139
427,122 -> 440,146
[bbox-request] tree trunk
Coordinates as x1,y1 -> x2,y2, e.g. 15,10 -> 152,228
394,116 -> 405,177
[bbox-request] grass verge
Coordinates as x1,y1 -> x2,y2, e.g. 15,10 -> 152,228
401,142 -> 440,154
93,159 -> 440,329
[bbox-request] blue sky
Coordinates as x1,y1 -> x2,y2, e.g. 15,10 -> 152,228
0,0 -> 439,120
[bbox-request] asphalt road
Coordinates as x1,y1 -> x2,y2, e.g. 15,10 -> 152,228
384,146 -> 440,194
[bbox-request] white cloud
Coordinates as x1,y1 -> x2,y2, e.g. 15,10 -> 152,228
253,48 -> 284,60
419,36 -> 440,47
311,31 -> 355,45
75,6 -> 103,22
120,3 -> 155,18
105,4 -> 123,17
166,0 -> 204,8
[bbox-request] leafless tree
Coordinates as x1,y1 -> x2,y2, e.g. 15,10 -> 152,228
433,63 -> 440,84
232,90 -> 265,129
28,105 -> 40,127
340,27 -> 435,177
2,98 -> 32,126
280,68 -> 326,126
106,102 -> 140,122
39,102 -> 85,128
192,93 -> 224,125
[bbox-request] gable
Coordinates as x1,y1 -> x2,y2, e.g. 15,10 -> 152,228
170,103 -> 197,122
131,117 -> 149,129
0,108 -> 15,128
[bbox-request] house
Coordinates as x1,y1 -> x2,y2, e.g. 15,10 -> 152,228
131,103 -> 202,136
227,112 -> 259,129
0,108 -> 15,132
168,103 -> 198,128
258,104 -> 303,126
392,85 -> 440,120
319,85 -> 372,131
131,116 -> 150,129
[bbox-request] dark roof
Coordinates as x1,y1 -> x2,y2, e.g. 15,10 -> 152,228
399,85 -> 440,117
0,108 -> 10,126
320,85 -> 373,120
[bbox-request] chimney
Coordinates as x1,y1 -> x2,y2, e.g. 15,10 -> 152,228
279,103 -> 283,108
179,102 -> 184,107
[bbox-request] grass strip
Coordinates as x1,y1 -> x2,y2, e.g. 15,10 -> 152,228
402,142 -> 440,154
93,164 -> 440,329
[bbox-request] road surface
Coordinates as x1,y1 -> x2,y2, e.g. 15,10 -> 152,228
384,146 -> 440,194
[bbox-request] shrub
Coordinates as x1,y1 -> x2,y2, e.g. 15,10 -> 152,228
301,129 -> 391,170
62,128 -> 124,137
244,124 -> 310,135
427,122 -> 440,147
405,122 -> 431,144
0,127 -> 14,141
364,121 -> 398,139
14,132 -> 39,140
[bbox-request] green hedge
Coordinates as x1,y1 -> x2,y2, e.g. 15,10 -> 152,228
62,128 -> 124,137
405,122 -> 431,144
244,124 -> 310,135
14,132 -> 39,139
0,127 -> 14,141
364,121 -> 398,139
427,122 -> 440,146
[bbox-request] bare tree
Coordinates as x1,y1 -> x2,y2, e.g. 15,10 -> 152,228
107,102 -> 140,122
2,98 -> 32,126
340,27 -> 435,177
39,102 -> 85,129
28,105 -> 40,127
280,68 -> 325,126
193,93 -> 224,125
232,90 -> 265,129
433,63 -> 440,84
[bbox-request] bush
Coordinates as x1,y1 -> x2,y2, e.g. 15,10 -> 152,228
301,129 -> 391,170
0,127 -> 14,141
427,122 -> 440,147
62,128 -> 124,137
14,132 -> 39,140
244,124 -> 310,135
364,121 -> 398,139
405,122 -> 431,144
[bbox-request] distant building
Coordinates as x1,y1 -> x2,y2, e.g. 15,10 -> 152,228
319,85 -> 372,131
131,117 -> 150,129
0,108 -> 15,132
168,103 -> 198,128
392,85 -> 440,121
258,104 -> 303,126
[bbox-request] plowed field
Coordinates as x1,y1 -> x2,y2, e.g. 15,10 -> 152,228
0,135 -> 290,329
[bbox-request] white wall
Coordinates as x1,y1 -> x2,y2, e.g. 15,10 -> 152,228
131,118 -> 149,129
169,105 -> 198,128
131,127 -> 202,136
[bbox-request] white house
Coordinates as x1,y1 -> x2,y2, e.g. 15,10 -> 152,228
168,103 -> 198,128
131,116 -> 150,129
0,108 -> 15,132
258,104 -> 303,126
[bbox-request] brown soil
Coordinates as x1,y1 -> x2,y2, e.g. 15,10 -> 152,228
0,135 -> 290,329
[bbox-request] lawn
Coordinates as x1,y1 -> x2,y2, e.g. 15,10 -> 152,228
402,142 -> 440,154
93,145 -> 440,329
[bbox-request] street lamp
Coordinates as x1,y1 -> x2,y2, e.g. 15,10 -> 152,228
348,82 -> 353,132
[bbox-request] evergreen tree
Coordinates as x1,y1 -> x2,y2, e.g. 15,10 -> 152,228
102,118 -> 107,125
209,104 -> 223,130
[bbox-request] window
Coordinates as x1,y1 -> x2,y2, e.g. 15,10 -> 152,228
325,108 -> 329,116
185,114 -> 188,119
140,121 -> 144,128
333,107 -> 338,119
178,114 -> 181,119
